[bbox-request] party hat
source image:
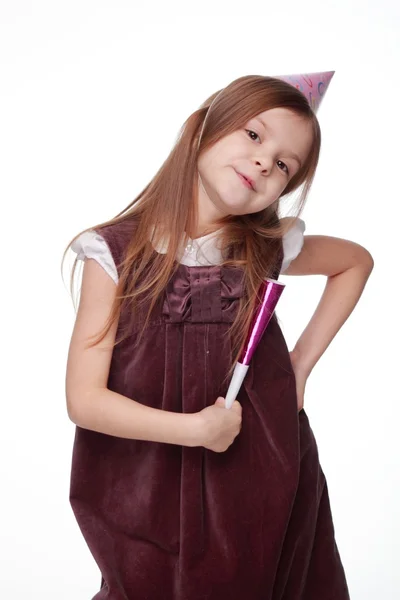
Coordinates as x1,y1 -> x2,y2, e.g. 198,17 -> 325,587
273,71 -> 335,113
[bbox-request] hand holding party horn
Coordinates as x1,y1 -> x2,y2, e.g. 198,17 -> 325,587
225,278 -> 285,409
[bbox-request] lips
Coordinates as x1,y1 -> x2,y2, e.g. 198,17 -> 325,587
236,171 -> 255,191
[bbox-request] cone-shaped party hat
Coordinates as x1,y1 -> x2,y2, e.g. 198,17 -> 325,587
273,70 -> 335,113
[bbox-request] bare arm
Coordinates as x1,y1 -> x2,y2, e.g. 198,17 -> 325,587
65,259 -> 200,444
65,259 -> 241,451
282,234 -> 374,375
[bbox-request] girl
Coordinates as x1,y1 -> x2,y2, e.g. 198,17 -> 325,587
64,73 -> 373,599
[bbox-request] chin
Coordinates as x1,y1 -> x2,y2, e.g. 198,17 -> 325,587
226,204 -> 252,216
219,192 -> 258,216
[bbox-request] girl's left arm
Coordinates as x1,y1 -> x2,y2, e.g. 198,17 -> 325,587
283,234 -> 374,378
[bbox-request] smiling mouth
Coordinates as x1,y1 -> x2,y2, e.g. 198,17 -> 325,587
236,171 -> 255,191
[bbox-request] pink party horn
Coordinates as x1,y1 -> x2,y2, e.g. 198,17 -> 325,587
225,278 -> 285,409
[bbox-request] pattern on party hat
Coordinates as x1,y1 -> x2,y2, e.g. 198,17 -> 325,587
273,71 -> 335,113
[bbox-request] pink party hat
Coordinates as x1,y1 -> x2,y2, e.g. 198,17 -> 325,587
273,71 -> 335,113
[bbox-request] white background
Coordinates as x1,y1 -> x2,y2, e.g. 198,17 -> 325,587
1,1 -> 399,598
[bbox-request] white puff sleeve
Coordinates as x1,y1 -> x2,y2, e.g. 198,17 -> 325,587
280,218 -> 306,274
71,230 -> 118,284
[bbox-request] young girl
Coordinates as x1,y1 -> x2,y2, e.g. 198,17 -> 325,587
65,73 -> 373,599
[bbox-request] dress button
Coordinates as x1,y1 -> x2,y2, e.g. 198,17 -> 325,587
185,242 -> 195,254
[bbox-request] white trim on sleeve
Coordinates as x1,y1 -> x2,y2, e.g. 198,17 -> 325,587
280,218 -> 306,274
71,230 -> 118,284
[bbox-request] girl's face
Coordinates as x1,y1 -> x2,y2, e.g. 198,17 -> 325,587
196,107 -> 314,231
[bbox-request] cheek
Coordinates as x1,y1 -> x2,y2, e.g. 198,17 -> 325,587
198,147 -> 218,172
198,151 -> 225,184
197,151 -> 207,172
257,180 -> 286,206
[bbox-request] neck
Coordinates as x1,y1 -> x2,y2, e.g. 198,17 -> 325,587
194,175 -> 227,238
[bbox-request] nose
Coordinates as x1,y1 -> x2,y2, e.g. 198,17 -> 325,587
254,150 -> 274,174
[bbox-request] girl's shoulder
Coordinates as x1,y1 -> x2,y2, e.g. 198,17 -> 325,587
71,215 -> 139,284
96,215 -> 139,262
70,215 -> 306,282
280,217 -> 306,274
71,229 -> 119,284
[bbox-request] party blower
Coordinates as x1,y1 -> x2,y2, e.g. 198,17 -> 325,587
224,278 -> 286,409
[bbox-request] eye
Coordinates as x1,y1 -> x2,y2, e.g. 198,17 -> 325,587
245,129 -> 261,143
246,129 -> 290,176
277,160 -> 289,175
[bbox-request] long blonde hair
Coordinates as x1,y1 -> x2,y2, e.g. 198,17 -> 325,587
63,75 -> 321,370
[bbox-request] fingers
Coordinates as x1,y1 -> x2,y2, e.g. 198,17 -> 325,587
215,397 -> 242,412
215,397 -> 225,407
230,400 -> 242,415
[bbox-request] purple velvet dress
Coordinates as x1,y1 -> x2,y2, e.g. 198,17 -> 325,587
69,219 -> 350,599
